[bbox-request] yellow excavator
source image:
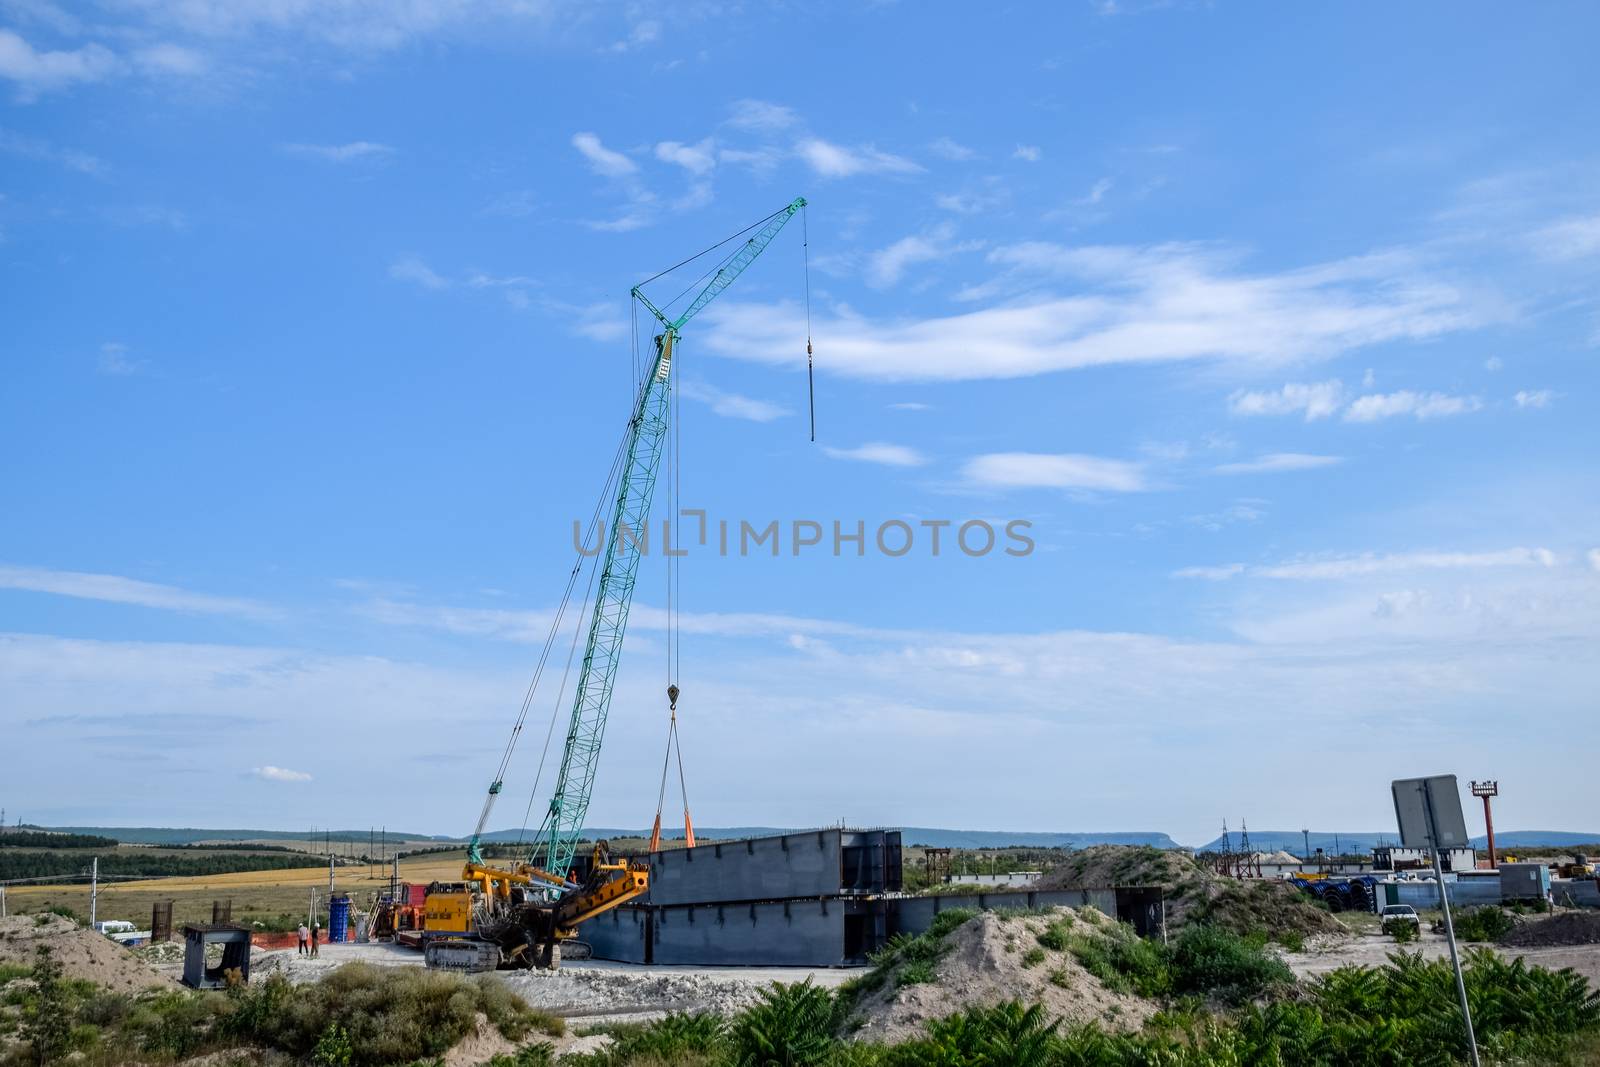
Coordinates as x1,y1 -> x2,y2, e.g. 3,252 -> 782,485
422,198 -> 809,972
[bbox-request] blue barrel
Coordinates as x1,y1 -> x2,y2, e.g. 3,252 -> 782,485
328,895 -> 351,943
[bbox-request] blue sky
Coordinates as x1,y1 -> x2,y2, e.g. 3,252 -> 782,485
2,2 -> 1596,846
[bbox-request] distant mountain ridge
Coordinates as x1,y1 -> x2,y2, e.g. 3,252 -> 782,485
481,827 -> 1183,849
1194,829 -> 1600,854
29,825 -> 1597,851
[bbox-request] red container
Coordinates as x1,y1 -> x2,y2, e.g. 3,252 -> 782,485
403,883 -> 428,907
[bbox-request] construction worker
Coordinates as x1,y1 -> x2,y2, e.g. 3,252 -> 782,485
297,922 -> 309,955
310,921 -> 320,958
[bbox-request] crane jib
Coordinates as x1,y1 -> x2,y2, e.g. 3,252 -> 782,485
518,197 -> 805,885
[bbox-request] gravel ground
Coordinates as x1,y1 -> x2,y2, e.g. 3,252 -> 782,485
1280,928 -> 1600,987
248,940 -> 857,1026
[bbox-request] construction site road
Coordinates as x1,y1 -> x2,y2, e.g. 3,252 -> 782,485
239,941 -> 860,1027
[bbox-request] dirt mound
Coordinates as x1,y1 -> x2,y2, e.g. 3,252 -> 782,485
848,908 -> 1155,1044
1031,845 -> 1344,936
0,915 -> 175,991
1498,911 -> 1600,948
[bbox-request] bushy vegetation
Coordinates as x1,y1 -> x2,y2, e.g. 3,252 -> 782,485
1452,906 -> 1516,942
0,958 -> 560,1066
0,832 -> 118,850
839,908 -> 976,998
1052,918 -> 1291,1004
562,949 -> 1599,1067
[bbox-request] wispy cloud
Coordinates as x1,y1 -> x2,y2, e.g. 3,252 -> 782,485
655,137 -> 716,175
726,99 -> 798,131
704,242 -> 1483,382
963,452 -> 1146,492
0,565 -> 276,618
795,138 -> 921,179
822,442 -> 927,467
0,127 -> 104,174
97,342 -> 144,376
1514,389 -> 1555,409
253,765 -> 312,783
571,131 -> 636,177
1213,453 -> 1342,475
1229,381 -> 1345,421
1343,391 -> 1482,422
1176,546 -> 1558,581
388,255 -> 450,290
1013,144 -> 1041,162
865,224 -> 980,288
678,381 -> 790,422
927,136 -> 976,161
282,141 -> 394,163
1530,213 -> 1600,260
604,18 -> 659,53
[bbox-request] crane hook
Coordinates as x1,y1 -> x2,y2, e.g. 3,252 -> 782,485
667,683 -> 680,711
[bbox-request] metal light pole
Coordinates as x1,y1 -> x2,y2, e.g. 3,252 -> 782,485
1470,781 -> 1498,867
1424,788 -> 1480,1067
90,857 -> 98,928
1394,775 -> 1480,1067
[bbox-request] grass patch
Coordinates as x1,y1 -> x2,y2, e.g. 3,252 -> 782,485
1021,946 -> 1047,968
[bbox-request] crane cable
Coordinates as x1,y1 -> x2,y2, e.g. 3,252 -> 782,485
651,328 -> 694,851
804,202 -> 815,442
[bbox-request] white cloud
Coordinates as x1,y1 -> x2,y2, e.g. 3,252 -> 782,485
1213,453 -> 1342,475
795,138 -> 921,179
1344,390 -> 1482,422
1013,144 -> 1041,162
865,224 -> 978,288
1589,548 -> 1600,573
822,442 -> 927,467
253,765 -> 311,782
1172,563 -> 1245,580
1530,213 -> 1600,260
0,565 -> 276,618
1177,546 -> 1558,581
388,255 -> 449,290
0,29 -> 118,98
282,141 -> 393,163
0,127 -> 104,174
726,99 -> 798,131
132,43 -> 208,76
678,381 -> 790,422
962,452 -> 1146,492
1514,389 -> 1555,409
1484,356 -> 1503,371
699,242 -> 1485,383
97,342 -> 144,376
605,18 -> 659,53
888,401 -> 931,411
655,137 -> 716,176
571,131 -> 636,177
927,136 -> 976,161
1228,380 -> 1344,421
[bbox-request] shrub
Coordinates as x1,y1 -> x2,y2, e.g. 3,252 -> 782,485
1021,947 -> 1046,969
727,979 -> 837,1067
24,946 -> 70,1065
1453,906 -> 1514,943
225,963 -> 556,1064
1390,921 -> 1419,944
600,1012 -> 725,1063
1167,925 -> 1292,1004
1068,923 -> 1170,998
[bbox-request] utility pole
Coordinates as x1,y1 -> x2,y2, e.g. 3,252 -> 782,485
89,857 -> 98,927
1302,829 -> 1311,863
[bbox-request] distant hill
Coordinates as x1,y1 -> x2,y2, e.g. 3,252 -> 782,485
482,827 -> 1182,849
30,826 -> 449,846
1193,829 -> 1600,854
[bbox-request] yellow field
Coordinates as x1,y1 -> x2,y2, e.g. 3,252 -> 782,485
3,852 -> 472,930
